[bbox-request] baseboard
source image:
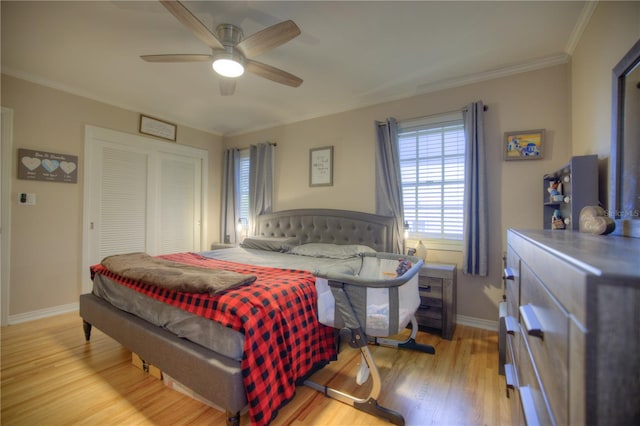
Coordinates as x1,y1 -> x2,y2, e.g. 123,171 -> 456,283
8,302 -> 79,325
456,314 -> 499,332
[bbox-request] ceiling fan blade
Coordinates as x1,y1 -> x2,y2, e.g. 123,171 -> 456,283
246,60 -> 303,87
236,20 -> 301,58
141,54 -> 213,63
159,0 -> 224,50
219,78 -> 236,96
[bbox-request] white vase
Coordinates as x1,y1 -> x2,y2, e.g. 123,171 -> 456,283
416,240 -> 427,261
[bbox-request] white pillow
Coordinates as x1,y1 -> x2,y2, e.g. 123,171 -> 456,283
290,243 -> 375,259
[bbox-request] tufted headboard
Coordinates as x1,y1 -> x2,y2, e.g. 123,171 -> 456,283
255,209 -> 396,253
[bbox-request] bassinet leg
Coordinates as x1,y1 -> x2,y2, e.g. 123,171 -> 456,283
305,327 -> 405,425
354,398 -> 405,426
373,316 -> 435,354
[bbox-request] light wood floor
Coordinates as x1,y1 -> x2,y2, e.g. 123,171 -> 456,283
1,312 -> 511,425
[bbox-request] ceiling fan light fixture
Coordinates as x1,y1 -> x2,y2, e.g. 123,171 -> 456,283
212,52 -> 244,78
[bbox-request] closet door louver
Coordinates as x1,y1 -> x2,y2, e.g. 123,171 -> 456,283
98,145 -> 150,259
157,153 -> 201,254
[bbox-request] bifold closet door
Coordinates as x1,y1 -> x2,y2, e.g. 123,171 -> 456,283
83,126 -> 207,293
83,141 -> 154,293
99,144 -> 151,258
156,152 -> 202,254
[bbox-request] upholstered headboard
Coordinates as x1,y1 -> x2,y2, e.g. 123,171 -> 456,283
255,209 -> 395,253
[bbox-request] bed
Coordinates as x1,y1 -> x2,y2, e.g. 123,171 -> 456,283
79,209 -> 427,425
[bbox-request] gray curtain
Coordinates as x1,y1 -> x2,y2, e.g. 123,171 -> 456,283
462,101 -> 488,276
374,118 -> 404,254
220,148 -> 240,244
248,143 -> 274,235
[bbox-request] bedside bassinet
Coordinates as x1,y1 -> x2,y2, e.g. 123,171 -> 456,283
308,252 -> 435,426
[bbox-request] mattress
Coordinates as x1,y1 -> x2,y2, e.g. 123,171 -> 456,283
90,247 -> 364,359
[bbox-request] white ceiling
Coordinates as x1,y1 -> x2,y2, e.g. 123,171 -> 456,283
1,1 -> 590,136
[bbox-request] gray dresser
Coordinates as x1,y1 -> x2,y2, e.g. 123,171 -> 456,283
504,229 -> 639,425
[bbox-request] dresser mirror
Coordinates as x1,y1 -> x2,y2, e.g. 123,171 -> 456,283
610,38 -> 640,237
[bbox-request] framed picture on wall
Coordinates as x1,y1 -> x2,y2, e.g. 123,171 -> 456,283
139,114 -> 177,141
504,129 -> 545,160
309,146 -> 333,186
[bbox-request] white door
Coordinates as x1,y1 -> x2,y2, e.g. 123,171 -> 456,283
92,142 -> 152,260
1,107 -> 14,325
82,126 -> 207,293
156,152 -> 202,254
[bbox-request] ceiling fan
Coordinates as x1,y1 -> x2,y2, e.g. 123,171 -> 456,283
142,0 -> 303,96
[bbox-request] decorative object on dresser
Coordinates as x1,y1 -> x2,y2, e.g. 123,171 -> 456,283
578,206 -> 615,235
542,154 -> 598,230
415,263 -> 457,340
503,229 -> 639,425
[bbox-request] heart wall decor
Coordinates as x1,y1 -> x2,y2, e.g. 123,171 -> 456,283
579,206 -> 616,235
60,161 -> 76,175
17,148 -> 78,183
21,156 -> 41,171
42,159 -> 60,173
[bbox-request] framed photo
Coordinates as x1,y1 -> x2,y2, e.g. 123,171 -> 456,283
309,146 -> 333,186
504,129 -> 545,160
139,114 -> 177,141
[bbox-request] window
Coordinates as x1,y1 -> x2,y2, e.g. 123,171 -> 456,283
398,112 -> 465,248
238,149 -> 250,225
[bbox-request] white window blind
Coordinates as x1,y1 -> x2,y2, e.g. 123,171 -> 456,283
398,112 -> 465,241
238,149 -> 250,225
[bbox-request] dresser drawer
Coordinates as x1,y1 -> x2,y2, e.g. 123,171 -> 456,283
418,276 -> 443,299
418,275 -> 444,330
505,333 -> 519,395
506,334 -> 524,425
520,262 -> 569,425
506,321 -> 522,390
517,330 -> 554,426
505,248 -> 520,319
419,295 -> 442,309
415,306 -> 442,329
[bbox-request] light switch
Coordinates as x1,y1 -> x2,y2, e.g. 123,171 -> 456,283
18,193 -> 36,205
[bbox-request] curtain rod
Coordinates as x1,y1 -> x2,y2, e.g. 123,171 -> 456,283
232,142 -> 277,151
463,105 -> 489,112
400,104 -> 488,124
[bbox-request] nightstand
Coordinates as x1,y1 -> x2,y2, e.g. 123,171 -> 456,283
415,263 -> 457,339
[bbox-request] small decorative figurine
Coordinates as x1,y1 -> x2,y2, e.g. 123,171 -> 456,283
547,180 -> 564,203
552,209 -> 566,230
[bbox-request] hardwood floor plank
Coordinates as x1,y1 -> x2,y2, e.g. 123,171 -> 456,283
1,312 -> 511,425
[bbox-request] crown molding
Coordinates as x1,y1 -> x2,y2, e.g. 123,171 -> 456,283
565,1 -> 598,55
415,53 -> 570,96
1,68 -> 223,137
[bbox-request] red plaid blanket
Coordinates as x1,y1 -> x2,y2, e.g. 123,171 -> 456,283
90,252 -> 337,425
